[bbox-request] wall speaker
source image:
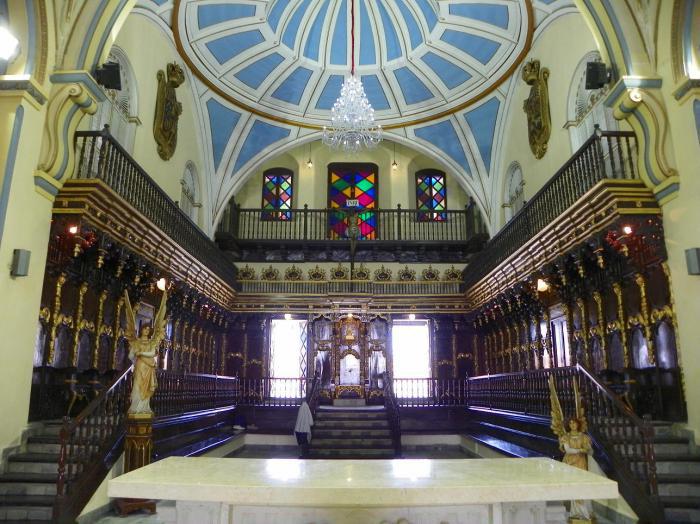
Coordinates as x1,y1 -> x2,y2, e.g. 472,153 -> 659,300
11,249 -> 30,277
685,248 -> 700,275
95,62 -> 122,90
585,61 -> 609,90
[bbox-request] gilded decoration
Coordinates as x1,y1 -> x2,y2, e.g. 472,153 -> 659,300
352,263 -> 370,280
330,263 -> 349,280
284,265 -> 303,281
308,265 -> 326,281
422,265 -> 440,281
153,62 -> 185,161
374,265 -> 392,282
237,265 -> 256,280
443,266 -> 462,281
398,266 -> 416,281
522,59 -> 551,159
260,266 -> 279,281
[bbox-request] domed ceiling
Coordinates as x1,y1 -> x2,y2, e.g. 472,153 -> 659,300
138,0 -> 571,227
174,0 -> 532,128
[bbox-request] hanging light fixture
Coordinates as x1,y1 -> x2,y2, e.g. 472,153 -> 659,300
391,142 -> 398,170
322,0 -> 381,153
306,142 -> 313,168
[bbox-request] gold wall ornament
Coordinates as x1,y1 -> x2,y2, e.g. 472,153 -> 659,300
522,59 -> 551,159
153,62 -> 185,161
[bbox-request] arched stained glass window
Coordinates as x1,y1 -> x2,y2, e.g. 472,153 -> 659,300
261,168 -> 293,221
416,169 -> 447,222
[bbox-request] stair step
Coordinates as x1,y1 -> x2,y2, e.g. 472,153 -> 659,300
0,482 -> 56,497
307,448 -> 395,459
315,420 -> 389,429
632,455 -> 700,475
312,438 -> 393,448
313,429 -> 391,438
7,454 -> 59,464
664,507 -> 700,523
0,505 -> 53,521
661,495 -> 700,509
658,474 -> 700,484
24,443 -> 60,455
0,495 -> 54,507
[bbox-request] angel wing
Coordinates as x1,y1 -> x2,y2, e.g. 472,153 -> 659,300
152,289 -> 168,342
573,377 -> 588,433
548,375 -> 565,438
123,290 -> 137,342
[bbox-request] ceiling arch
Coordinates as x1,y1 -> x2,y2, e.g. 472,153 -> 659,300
173,0 -> 533,128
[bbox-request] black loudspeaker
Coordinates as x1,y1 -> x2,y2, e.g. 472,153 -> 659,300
585,62 -> 608,89
95,62 -> 122,90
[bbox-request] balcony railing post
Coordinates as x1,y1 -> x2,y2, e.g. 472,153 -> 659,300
303,204 -> 308,241
466,198 -> 475,240
396,203 -> 402,240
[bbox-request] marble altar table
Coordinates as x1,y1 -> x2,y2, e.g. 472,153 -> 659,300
108,456 -> 618,524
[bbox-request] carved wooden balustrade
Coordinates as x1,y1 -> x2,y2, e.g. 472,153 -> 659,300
53,369 -> 238,523
235,377 -> 312,407
465,129 -> 638,289
392,378 -> 469,407
218,203 -> 485,244
382,372 -> 402,457
151,371 -> 237,417
467,365 -> 662,522
54,366 -> 132,523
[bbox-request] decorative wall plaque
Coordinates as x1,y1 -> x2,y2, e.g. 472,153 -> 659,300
522,59 -> 551,159
153,62 -> 185,160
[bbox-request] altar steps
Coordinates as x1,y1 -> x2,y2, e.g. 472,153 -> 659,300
308,406 -> 397,459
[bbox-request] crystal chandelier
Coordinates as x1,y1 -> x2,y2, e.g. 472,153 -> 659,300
322,0 -> 381,153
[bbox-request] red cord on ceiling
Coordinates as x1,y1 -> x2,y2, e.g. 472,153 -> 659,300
351,0 -> 355,76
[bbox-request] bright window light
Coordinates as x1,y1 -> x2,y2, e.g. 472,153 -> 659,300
0,27 -> 19,61
270,319 -> 307,397
392,320 -> 431,398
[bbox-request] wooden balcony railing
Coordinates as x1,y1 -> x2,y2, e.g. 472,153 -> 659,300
73,126 -> 237,287
217,202 -> 486,244
237,279 -> 463,295
464,129 -> 638,289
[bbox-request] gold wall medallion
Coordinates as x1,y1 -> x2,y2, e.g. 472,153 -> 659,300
522,59 -> 551,159
153,62 -> 185,160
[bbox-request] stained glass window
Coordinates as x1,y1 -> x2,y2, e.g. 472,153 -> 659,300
328,163 -> 378,240
416,169 -> 447,221
261,168 -> 293,221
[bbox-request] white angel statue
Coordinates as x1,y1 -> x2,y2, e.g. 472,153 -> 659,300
549,375 -> 594,522
124,289 -> 168,414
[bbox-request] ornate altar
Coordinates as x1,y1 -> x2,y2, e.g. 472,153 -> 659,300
311,313 -> 388,402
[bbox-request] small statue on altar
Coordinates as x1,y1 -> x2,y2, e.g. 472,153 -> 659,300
124,289 -> 168,414
549,375 -> 594,523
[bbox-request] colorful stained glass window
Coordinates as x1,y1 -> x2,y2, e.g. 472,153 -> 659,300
416,169 -> 447,221
261,169 -> 293,221
328,163 -> 378,240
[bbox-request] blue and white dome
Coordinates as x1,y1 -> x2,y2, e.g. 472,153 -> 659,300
174,0 -> 533,128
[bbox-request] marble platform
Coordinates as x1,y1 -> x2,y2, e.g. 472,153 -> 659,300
108,457 -> 618,524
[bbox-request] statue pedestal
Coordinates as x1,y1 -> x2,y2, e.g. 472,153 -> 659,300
115,412 -> 156,516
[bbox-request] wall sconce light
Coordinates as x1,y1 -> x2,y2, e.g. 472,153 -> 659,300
536,278 -> 550,292
10,249 -> 30,277
68,225 -> 79,235
686,248 -> 700,275
306,143 -> 313,168
391,142 -> 398,171
0,27 -> 20,62
408,306 -> 416,320
622,225 -> 633,235
156,277 -> 167,291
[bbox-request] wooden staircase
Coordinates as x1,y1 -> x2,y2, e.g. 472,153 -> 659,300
309,406 -> 397,459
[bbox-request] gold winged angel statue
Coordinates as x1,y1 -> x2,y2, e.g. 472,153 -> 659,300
549,375 -> 594,522
124,289 -> 168,414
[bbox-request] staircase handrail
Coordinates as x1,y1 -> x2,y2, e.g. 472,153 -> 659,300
382,372 -> 402,456
54,365 -> 133,523
306,371 -> 322,417
466,365 -> 663,522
